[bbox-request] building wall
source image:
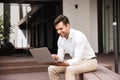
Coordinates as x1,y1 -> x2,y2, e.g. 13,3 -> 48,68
0,3 -> 3,15
63,0 -> 98,52
10,4 -> 31,48
1,1 -> 98,52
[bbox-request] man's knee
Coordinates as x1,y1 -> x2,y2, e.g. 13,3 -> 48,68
48,66 -> 55,72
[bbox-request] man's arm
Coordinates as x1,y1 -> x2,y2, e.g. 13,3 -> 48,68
44,54 -> 69,66
39,53 -> 68,66
45,60 -> 69,66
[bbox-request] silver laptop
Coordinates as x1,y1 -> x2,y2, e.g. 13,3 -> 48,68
29,47 -> 61,63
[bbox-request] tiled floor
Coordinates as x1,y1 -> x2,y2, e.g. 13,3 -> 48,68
0,53 -> 119,80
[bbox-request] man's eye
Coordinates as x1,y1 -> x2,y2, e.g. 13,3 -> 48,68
59,28 -> 63,30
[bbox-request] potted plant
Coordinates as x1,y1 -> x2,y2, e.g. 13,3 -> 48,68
0,14 -> 14,48
0,15 -> 4,48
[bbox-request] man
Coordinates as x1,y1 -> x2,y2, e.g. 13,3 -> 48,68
47,15 -> 97,80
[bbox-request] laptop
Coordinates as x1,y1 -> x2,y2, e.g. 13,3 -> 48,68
29,47 -> 62,64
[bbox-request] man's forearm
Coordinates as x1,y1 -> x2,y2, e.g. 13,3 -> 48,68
55,61 -> 69,66
45,61 -> 69,66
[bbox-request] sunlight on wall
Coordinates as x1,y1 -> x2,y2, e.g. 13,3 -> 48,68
0,3 -> 3,16
10,4 -> 31,48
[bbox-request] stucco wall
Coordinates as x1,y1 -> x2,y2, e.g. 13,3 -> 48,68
63,0 -> 98,52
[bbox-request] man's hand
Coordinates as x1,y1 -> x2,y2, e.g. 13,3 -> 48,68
43,54 -> 69,66
44,60 -> 69,66
51,54 -> 59,60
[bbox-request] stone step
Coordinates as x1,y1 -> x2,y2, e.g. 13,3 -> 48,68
0,65 -> 48,74
0,60 -> 39,67
0,56 -> 48,74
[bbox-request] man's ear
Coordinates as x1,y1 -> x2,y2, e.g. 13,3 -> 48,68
67,24 -> 70,28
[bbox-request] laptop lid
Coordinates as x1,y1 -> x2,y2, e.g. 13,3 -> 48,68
29,47 -> 55,63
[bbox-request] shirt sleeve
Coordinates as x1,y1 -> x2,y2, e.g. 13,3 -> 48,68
57,37 -> 65,61
67,35 -> 86,65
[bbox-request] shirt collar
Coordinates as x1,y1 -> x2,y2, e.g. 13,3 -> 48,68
68,28 -> 72,39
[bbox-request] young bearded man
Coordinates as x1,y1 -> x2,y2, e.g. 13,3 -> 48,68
46,15 -> 97,80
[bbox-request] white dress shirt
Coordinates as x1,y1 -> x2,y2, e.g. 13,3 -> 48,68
57,28 -> 96,65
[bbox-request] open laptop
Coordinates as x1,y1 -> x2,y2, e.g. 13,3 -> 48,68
29,47 -> 62,64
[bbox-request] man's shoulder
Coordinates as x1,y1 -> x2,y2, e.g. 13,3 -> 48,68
71,28 -> 81,33
71,28 -> 84,36
70,28 -> 87,41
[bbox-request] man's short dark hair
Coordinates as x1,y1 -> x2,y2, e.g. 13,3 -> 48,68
54,15 -> 70,26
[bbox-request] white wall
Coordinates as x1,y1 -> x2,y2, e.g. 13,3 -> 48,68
10,4 -> 20,47
90,0 -> 98,53
63,0 -> 98,52
10,4 -> 31,48
0,3 -> 3,16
